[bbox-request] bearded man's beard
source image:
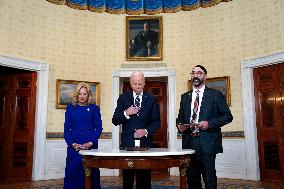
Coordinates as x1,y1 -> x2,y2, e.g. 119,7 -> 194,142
192,77 -> 204,87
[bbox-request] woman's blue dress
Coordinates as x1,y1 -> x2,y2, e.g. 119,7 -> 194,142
64,104 -> 103,189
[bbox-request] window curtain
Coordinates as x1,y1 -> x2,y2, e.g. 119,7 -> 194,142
46,0 -> 232,14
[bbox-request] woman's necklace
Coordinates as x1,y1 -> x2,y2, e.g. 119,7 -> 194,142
78,102 -> 87,106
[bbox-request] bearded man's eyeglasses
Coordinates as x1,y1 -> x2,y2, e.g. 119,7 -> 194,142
190,71 -> 205,77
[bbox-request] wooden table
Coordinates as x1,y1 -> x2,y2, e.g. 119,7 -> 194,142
79,148 -> 195,189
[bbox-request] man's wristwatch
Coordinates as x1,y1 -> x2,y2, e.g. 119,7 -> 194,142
145,129 -> 148,137
72,143 -> 77,149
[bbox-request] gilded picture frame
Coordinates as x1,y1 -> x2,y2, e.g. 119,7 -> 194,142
56,79 -> 100,109
188,76 -> 231,106
126,16 -> 163,61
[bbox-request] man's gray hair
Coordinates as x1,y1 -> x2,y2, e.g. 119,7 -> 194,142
130,71 -> 144,79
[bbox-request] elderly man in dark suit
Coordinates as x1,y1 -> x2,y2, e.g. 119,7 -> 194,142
112,71 -> 160,189
176,65 -> 233,189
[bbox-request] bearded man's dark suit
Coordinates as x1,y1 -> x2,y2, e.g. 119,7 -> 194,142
112,91 -> 160,189
176,86 -> 233,189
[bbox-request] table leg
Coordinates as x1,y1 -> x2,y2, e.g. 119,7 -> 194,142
179,158 -> 190,189
180,175 -> 187,189
84,167 -> 91,189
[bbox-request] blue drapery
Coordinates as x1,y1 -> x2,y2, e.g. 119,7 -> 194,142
46,0 -> 232,14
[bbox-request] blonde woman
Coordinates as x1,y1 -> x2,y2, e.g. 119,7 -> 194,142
64,82 -> 102,189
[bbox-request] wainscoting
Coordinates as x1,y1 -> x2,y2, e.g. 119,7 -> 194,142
44,138 -> 246,180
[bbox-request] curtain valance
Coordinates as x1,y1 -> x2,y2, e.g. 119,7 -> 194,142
46,0 -> 232,14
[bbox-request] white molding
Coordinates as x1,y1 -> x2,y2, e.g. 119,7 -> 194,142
241,52 -> 284,69
0,55 -> 48,71
44,140 -> 67,180
216,139 -> 246,179
241,52 -> 284,180
0,55 -> 49,181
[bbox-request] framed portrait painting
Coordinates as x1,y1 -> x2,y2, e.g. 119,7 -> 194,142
56,79 -> 101,109
126,16 -> 163,61
188,76 -> 231,106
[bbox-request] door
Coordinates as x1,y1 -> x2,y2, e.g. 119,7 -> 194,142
122,80 -> 168,148
144,82 -> 167,148
254,63 -> 284,181
0,67 -> 37,181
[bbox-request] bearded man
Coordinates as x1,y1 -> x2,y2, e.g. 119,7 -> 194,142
176,65 -> 233,189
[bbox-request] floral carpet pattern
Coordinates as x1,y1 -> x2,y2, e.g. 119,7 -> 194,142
28,180 -> 269,189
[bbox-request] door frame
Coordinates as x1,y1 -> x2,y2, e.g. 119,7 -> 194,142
112,68 -> 177,175
0,55 -> 49,180
241,52 -> 284,181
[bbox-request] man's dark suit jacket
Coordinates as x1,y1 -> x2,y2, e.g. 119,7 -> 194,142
176,86 -> 233,154
112,91 -> 160,148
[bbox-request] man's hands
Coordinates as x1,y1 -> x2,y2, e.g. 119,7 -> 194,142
177,121 -> 209,133
72,142 -> 93,151
198,121 -> 209,130
72,143 -> 82,151
125,105 -> 140,116
177,124 -> 188,133
134,129 -> 147,138
146,41 -> 152,48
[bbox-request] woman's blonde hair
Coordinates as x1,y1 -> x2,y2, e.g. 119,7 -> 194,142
72,82 -> 93,106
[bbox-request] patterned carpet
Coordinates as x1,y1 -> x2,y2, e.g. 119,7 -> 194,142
28,180 -> 269,189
